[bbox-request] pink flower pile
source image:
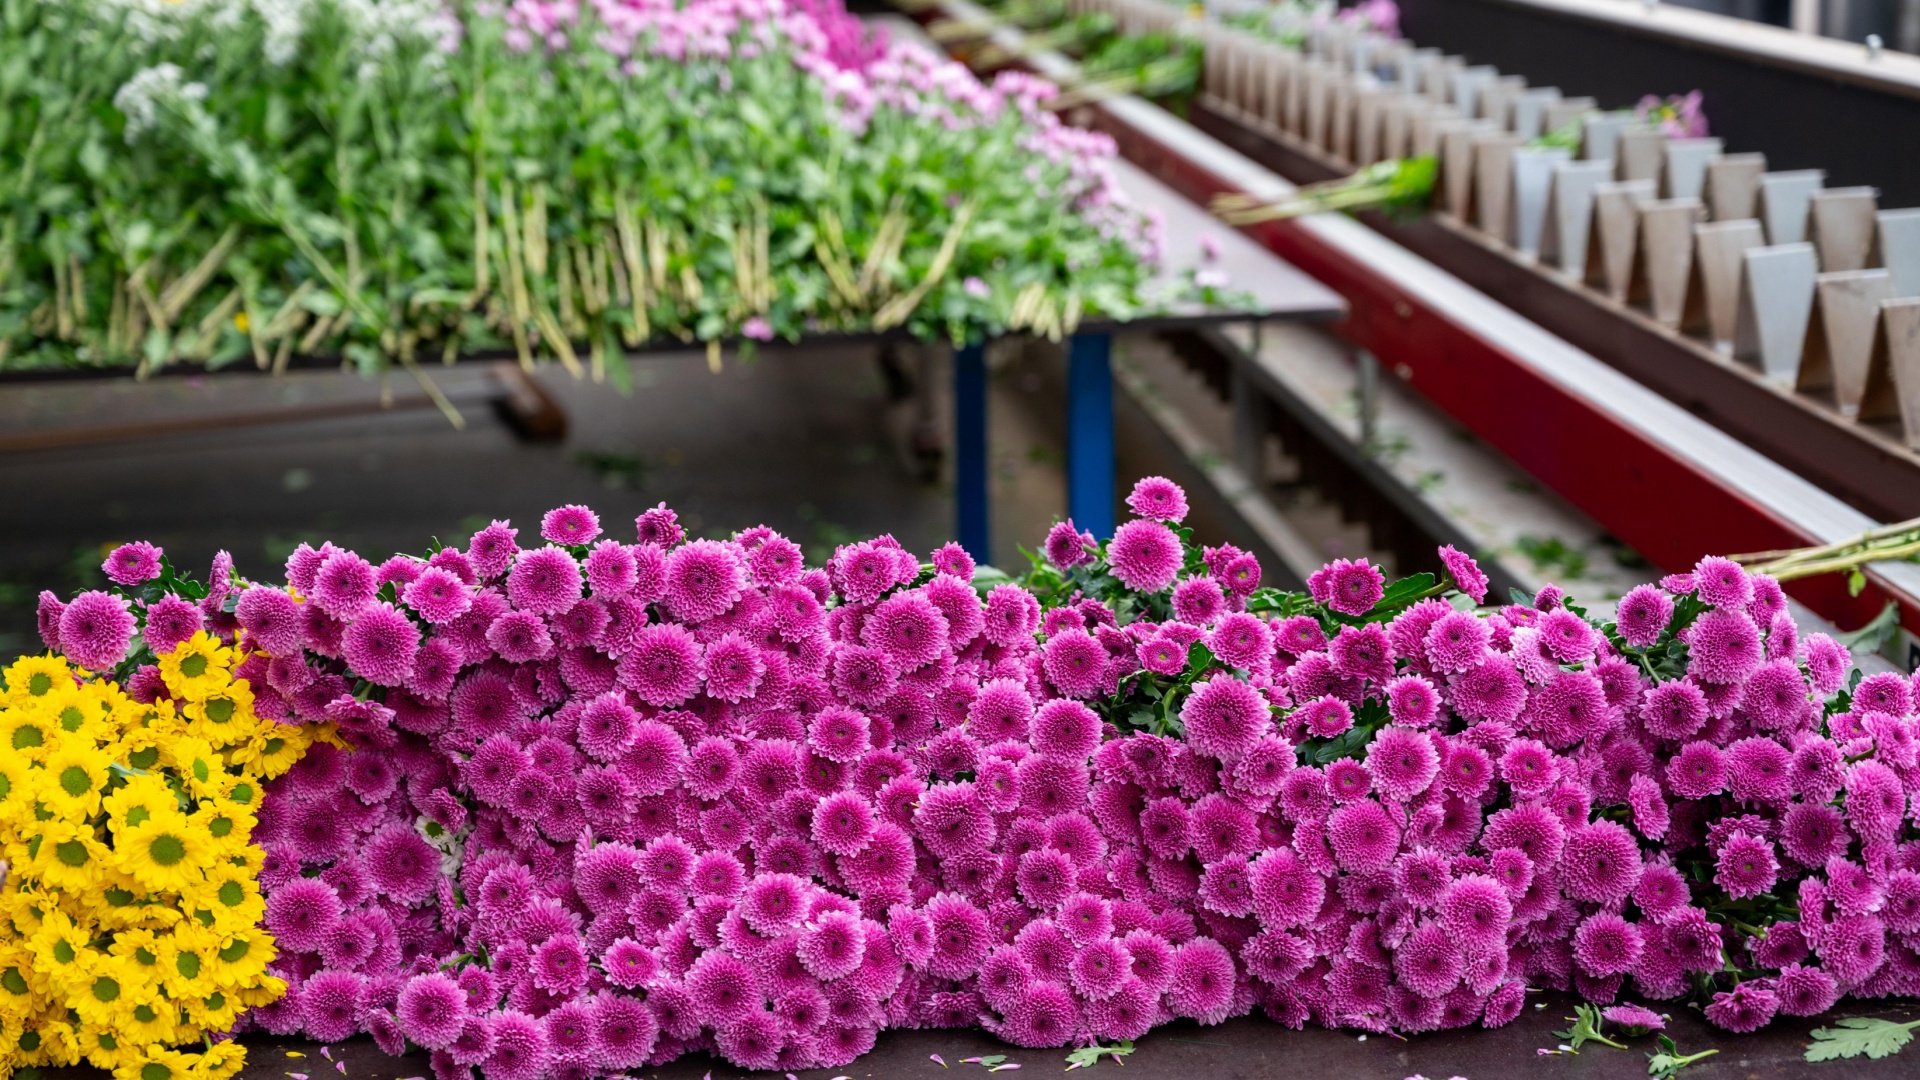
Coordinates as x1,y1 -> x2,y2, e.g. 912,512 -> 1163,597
36,479 -> 1920,1077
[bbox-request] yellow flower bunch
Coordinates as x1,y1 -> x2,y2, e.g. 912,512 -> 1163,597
0,637 -> 324,1080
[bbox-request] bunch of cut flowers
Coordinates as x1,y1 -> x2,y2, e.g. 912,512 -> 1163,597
15,481 -> 1920,1077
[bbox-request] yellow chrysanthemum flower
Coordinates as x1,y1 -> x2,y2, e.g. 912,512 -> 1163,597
0,754 -> 39,818
78,1017 -> 143,1071
198,1039 -> 249,1080
30,817 -> 112,892
71,954 -> 139,1028
113,1044 -> 201,1080
41,741 -> 112,819
0,705 -> 55,761
115,810 -> 213,896
204,927 -> 273,987
1,654 -> 71,703
117,990 -> 180,1047
180,682 -> 255,749
157,736 -> 223,802
155,924 -> 218,1000
155,633 -> 230,702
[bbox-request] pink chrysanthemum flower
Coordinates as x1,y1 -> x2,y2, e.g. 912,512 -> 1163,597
1181,675 -> 1271,759
1641,680 -> 1708,741
1213,612 -> 1276,671
1044,520 -> 1095,570
301,970 -> 368,1044
617,623 -> 704,706
925,893 -> 992,979
983,583 -> 1041,645
1167,937 -> 1235,1023
506,546 -> 583,616
1561,821 -> 1642,904
1423,611 -> 1492,674
1031,699 -> 1100,760
103,540 -> 164,586
1573,912 -> 1644,977
1684,608 -> 1763,684
265,877 -> 342,953
1437,544 -> 1489,603
55,584 -> 135,668
313,549 -> 379,618
1704,982 -> 1778,1034
1365,726 -> 1438,801
1614,584 -> 1673,648
1448,657 -> 1528,725
1307,557 -> 1385,616
812,791 -> 877,856
1326,758 -> 1371,803
1231,734 -> 1294,796
1775,964 -> 1840,1017
1106,519 -> 1183,593
1126,476 -> 1189,523
633,503 -> 685,548
1273,615 -> 1327,657
141,595 -> 202,655
1298,694 -> 1353,739
404,567 -> 474,625
864,591 -> 950,671
485,609 -> 553,665
1394,922 -> 1465,998
398,973 -> 469,1050
541,504 -> 601,546
1328,800 -> 1400,873
1040,629 -> 1107,699
233,586 -> 300,656
1384,674 -> 1439,728
1171,576 -> 1226,625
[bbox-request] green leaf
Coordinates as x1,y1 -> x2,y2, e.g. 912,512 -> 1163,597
1065,1041 -> 1134,1071
1805,1017 -> 1920,1062
1555,1004 -> 1626,1052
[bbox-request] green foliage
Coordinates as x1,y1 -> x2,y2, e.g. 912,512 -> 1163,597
1064,1041 -> 1135,1070
0,0 -> 1155,373
1555,1004 -> 1627,1052
1804,1017 -> 1920,1062
1646,1035 -> 1718,1078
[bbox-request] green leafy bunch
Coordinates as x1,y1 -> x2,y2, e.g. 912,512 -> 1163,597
0,0 -> 1157,378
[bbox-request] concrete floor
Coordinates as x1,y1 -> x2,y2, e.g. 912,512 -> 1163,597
43,991 -> 1914,1080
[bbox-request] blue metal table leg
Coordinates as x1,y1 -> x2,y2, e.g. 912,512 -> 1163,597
954,342 -> 990,565
1067,333 -> 1116,539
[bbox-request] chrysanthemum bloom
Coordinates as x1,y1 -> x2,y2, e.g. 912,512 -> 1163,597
1031,699 -> 1101,761
1180,676 -> 1271,759
266,876 -> 343,952
1610,583 -> 1674,649
1057,891 -> 1114,946
1325,799 -> 1399,874
1267,616 -> 1324,658
925,892 -> 992,978
1213,612 -> 1276,671
506,545 -> 584,616
1435,545 -> 1489,603
1231,735 -> 1295,796
634,503 -> 685,548
863,591 -> 950,671
1125,476 -> 1189,522
794,909 -> 868,981
398,973 -> 469,1050
57,590 -> 136,672
1704,981 -> 1778,1033
812,791 -> 877,856
1308,557 -> 1385,616
484,1010 -> 552,1080
1572,912 -> 1644,977
1249,848 -> 1326,929
651,538 -> 743,621
1044,520 -> 1095,569
588,993 -> 658,1070
966,678 -> 1034,743
1775,964 -> 1841,1016
1106,519 -> 1183,593
1844,759 -> 1907,842
1167,937 -> 1236,1023
1448,655 -> 1528,726
807,705 -> 871,764
1324,758 -> 1370,803
313,549 -> 380,618
364,822 -> 440,903
399,567 -> 471,627
1482,804 -> 1566,870
1171,576 -> 1226,625
1365,726 -> 1439,801
982,583 -> 1041,645
1295,694 -> 1351,740
1725,736 -> 1792,802
1392,847 -> 1452,909
1394,921 -> 1466,998
302,969 -> 370,1043
684,736 -> 740,800
999,979 -> 1079,1047
1491,738 -> 1552,801
1560,820 -> 1642,904
1526,669 -> 1609,748
617,623 -> 704,706
1689,554 -> 1752,608
337,602 -> 419,687
579,539 -> 638,598
924,573 -> 985,648
1739,659 -> 1812,731
536,504 -> 599,547
1685,608 -> 1763,684
141,594 -> 203,655
1040,629 -> 1107,700
1640,680 -> 1708,741
102,540 -> 164,585
1380,674 -> 1437,728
